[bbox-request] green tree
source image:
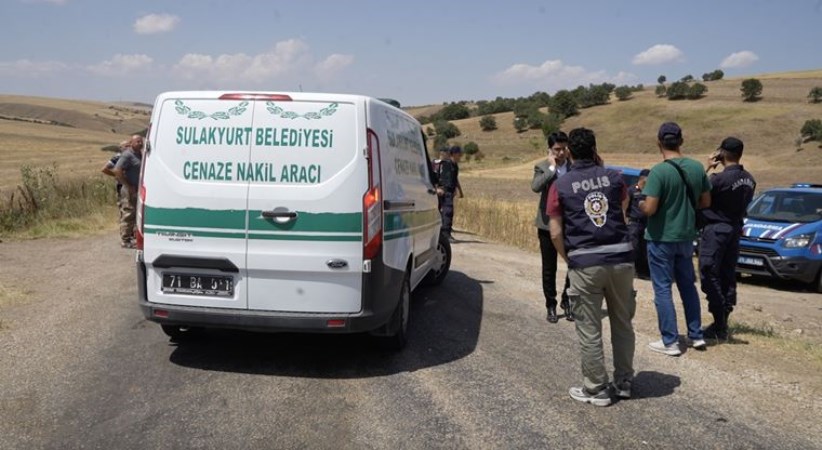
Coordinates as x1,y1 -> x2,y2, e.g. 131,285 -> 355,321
711,69 -> 724,81
741,78 -> 764,102
433,120 -> 461,139
438,102 -> 471,121
513,116 -> 529,133
688,83 -> 708,99
655,84 -> 667,97
657,75 -> 667,85
529,91 -> 551,106
666,81 -> 690,100
425,126 -> 435,137
479,115 -> 497,131
549,90 -> 578,118
540,113 -> 564,137
463,141 -> 480,156
526,110 -> 546,129
681,74 -> 694,82
614,86 -> 633,101
433,135 -> 449,150
808,87 -> 822,103
800,119 -> 822,141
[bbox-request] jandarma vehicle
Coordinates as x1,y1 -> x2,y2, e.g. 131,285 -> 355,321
135,91 -> 452,350
736,183 -> 822,292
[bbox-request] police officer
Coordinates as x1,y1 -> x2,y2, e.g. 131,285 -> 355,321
700,137 -> 756,341
547,127 -> 635,406
436,146 -> 463,243
627,169 -> 650,278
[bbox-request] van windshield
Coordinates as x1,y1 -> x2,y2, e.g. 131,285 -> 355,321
747,191 -> 822,223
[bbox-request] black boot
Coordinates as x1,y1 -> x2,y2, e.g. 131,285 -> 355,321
547,306 -> 558,323
561,299 -> 574,322
704,310 -> 728,341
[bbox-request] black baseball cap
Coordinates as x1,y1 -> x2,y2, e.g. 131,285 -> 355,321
449,145 -> 462,154
657,122 -> 682,141
718,136 -> 744,155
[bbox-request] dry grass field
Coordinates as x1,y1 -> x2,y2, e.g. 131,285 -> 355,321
0,94 -> 149,193
1,71 -> 820,200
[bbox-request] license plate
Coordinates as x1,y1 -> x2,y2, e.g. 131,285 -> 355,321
737,256 -> 764,267
162,273 -> 234,297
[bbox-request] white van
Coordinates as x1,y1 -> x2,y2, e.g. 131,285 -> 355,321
135,91 -> 451,349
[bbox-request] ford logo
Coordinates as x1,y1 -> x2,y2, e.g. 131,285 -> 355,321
326,259 -> 348,270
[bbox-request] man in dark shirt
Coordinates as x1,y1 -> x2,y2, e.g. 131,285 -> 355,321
113,135 -> 144,248
548,127 -> 635,407
627,169 -> 650,278
436,146 -> 463,243
700,137 -> 756,341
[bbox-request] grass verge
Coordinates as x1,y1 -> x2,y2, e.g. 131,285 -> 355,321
0,164 -> 119,240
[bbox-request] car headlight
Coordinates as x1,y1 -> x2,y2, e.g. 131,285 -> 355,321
781,233 -> 815,248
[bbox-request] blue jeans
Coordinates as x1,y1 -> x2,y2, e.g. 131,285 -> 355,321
647,241 -> 703,345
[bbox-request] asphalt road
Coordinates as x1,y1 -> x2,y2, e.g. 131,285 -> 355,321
0,231 -> 819,449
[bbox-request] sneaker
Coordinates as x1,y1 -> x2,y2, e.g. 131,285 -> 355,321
612,379 -> 632,399
648,340 -> 682,356
569,386 -> 612,407
688,338 -> 707,350
121,241 -> 135,249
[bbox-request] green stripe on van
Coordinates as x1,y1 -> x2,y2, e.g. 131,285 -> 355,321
146,227 -> 361,242
144,206 -> 362,233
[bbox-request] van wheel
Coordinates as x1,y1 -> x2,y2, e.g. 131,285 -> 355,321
377,271 -> 410,351
421,233 -> 452,286
160,325 -> 201,342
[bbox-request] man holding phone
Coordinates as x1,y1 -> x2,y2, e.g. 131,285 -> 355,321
700,137 -> 756,341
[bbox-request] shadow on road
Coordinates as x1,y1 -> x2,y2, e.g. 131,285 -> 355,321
167,270 -> 485,378
632,371 -> 681,399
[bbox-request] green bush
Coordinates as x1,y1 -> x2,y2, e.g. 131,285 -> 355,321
688,83 -> 708,99
540,113 -> 564,138
425,126 -> 435,137
526,110 -> 547,129
808,87 -> 822,103
680,74 -> 694,82
702,69 -> 724,81
655,84 -> 667,97
0,164 -> 117,235
433,134 -> 449,149
614,86 -> 633,101
438,102 -> 471,121
549,90 -> 578,118
479,115 -> 497,131
800,119 -> 822,141
433,120 -> 461,139
657,75 -> 667,84
513,116 -> 529,133
741,78 -> 763,102
464,141 -> 480,155
666,81 -> 690,100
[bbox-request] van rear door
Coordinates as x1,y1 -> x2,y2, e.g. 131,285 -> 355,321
245,95 -> 365,313
142,93 -> 252,309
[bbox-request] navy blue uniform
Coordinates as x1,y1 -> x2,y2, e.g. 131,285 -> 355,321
699,165 -> 756,326
437,159 -> 459,236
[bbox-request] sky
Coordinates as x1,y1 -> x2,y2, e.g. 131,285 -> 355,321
1,0 -> 821,107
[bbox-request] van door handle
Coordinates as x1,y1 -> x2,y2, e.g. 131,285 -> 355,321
384,200 -> 415,210
261,210 -> 298,223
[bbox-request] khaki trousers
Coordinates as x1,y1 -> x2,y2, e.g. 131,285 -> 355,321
568,262 -> 636,392
118,185 -> 137,243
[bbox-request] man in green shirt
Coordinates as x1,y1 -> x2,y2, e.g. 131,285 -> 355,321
639,122 -> 711,356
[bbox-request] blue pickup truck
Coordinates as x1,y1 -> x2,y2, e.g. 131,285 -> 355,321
737,183 -> 822,292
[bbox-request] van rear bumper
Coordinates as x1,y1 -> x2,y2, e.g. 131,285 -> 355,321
138,300 -> 390,333
136,252 -> 402,334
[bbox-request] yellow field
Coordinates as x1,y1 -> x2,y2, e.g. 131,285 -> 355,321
1,71 -> 821,197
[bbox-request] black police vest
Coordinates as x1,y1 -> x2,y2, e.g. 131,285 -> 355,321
702,165 -> 756,227
556,161 -> 634,269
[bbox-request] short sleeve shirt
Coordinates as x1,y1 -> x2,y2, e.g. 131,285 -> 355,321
114,149 -> 141,188
643,157 -> 711,242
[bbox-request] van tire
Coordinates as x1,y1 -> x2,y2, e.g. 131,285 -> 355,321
160,325 -> 202,342
421,233 -> 452,287
377,270 -> 410,351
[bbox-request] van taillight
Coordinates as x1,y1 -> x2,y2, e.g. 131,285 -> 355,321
363,129 -> 382,262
